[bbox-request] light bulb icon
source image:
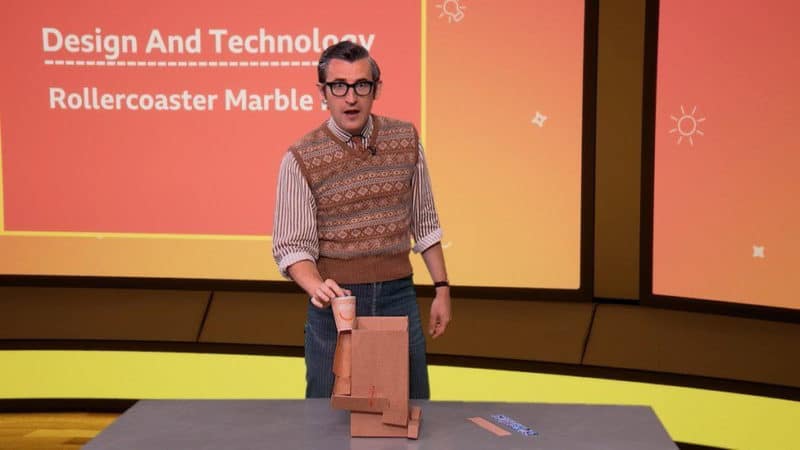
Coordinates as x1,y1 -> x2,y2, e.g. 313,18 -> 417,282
436,0 -> 466,23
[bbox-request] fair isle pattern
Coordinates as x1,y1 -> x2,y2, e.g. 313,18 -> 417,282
292,136 -> 345,181
322,193 -> 407,218
290,116 -> 418,262
315,165 -> 413,200
320,206 -> 409,234
272,116 -> 442,281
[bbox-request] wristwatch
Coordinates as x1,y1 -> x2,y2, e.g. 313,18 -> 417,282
433,281 -> 450,289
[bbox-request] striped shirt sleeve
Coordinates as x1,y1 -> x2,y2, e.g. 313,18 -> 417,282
411,142 -> 443,253
272,151 -> 318,279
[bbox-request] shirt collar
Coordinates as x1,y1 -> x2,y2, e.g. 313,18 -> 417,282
327,115 -> 374,145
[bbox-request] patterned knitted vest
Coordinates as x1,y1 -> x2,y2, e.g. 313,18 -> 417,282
289,116 -> 419,283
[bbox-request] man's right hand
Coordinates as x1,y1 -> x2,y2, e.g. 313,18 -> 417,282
310,278 -> 351,308
286,261 -> 351,308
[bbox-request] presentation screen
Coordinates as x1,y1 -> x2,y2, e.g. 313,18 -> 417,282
0,0 -> 589,289
651,0 -> 799,309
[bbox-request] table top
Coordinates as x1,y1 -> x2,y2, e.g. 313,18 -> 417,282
85,399 -> 678,450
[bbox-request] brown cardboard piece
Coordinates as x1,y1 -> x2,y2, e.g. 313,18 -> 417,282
329,298 -> 421,439
350,406 -> 422,439
332,332 -> 351,395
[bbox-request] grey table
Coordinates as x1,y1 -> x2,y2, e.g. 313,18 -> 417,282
84,399 -> 678,450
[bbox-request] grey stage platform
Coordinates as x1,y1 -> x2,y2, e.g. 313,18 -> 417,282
84,399 -> 678,449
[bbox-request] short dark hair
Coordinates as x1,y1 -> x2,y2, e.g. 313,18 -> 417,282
317,41 -> 381,83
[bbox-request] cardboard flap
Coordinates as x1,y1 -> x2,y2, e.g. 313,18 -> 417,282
349,406 -> 423,439
330,394 -> 388,413
332,375 -> 350,396
382,399 -> 408,427
352,328 -> 409,427
355,316 -> 408,331
351,412 -> 408,438
407,406 -> 422,439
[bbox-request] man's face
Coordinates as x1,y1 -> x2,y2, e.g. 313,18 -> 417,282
319,58 -> 381,135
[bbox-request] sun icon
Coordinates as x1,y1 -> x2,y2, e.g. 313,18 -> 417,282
669,105 -> 705,146
436,0 -> 466,23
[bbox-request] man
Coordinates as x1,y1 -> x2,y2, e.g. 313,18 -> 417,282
272,41 -> 450,399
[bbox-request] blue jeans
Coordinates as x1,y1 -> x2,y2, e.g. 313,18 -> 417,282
304,275 -> 430,399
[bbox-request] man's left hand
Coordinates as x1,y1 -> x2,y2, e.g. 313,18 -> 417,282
428,291 -> 451,339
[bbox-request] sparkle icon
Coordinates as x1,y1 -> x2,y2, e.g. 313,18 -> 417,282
669,105 -> 705,146
531,112 -> 548,127
436,0 -> 466,23
752,245 -> 765,258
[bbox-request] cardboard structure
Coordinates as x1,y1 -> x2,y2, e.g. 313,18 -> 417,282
329,296 -> 422,439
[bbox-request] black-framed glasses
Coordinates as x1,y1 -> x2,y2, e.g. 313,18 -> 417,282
324,80 -> 376,97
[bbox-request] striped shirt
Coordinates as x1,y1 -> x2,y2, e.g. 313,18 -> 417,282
272,116 -> 442,279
